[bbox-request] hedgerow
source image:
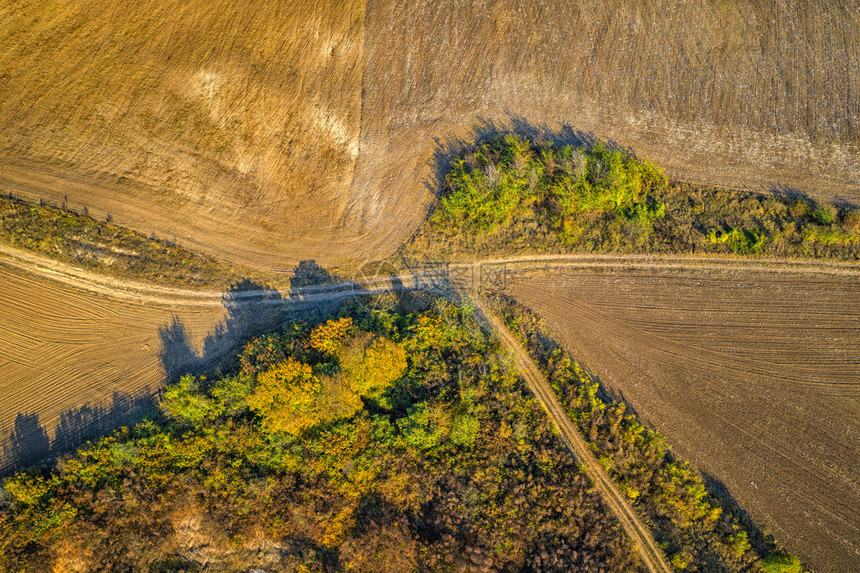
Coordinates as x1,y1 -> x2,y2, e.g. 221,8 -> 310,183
408,134 -> 860,260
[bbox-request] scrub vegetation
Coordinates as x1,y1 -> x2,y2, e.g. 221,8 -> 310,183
0,301 -> 642,572
0,296 -> 808,571
405,135 -> 860,260
0,193 -> 255,288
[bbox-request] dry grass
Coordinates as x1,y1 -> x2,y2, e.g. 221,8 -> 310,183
0,194 -> 256,288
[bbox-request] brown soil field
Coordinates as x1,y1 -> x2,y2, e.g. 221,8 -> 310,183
2,1 -> 858,270
0,250 -> 366,475
0,0 -> 365,270
504,266 -> 860,572
0,241 -> 418,475
0,260 -> 236,475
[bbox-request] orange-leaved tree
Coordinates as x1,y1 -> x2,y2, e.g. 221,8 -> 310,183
307,317 -> 354,355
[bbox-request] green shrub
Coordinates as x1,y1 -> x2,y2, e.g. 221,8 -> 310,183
160,375 -> 214,428
450,413 -> 480,447
761,553 -> 803,573
707,227 -> 765,254
727,530 -> 751,558
810,206 -> 837,225
410,137 -> 859,261
803,225 -> 858,246
430,135 -> 665,240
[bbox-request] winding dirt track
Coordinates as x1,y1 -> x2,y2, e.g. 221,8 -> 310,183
478,305 -> 672,573
505,267 -> 860,572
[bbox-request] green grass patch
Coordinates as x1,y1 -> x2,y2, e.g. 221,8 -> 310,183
761,554 -> 804,573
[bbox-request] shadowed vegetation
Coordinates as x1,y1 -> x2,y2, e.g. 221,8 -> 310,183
485,292 -> 806,572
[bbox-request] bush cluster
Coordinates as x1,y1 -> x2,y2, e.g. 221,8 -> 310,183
409,134 -> 860,260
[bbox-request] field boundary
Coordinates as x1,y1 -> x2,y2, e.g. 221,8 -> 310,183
3,244 -> 860,309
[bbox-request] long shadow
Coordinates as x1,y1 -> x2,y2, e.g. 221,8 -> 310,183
2,413 -> 49,474
701,472 -> 780,560
1,390 -> 155,477
1,260 -> 360,478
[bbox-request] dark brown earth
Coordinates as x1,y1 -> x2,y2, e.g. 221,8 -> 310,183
505,266 -> 860,572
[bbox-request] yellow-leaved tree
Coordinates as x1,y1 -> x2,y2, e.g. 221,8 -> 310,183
250,319 -> 407,436
339,332 -> 407,398
248,357 -> 322,436
307,317 -> 354,355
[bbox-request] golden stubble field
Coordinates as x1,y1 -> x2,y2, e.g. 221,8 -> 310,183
505,266 -> 860,572
0,1 -> 858,269
0,0 -> 365,269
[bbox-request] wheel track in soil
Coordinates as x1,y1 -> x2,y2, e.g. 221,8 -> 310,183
4,243 -> 860,306
3,245 -> 860,572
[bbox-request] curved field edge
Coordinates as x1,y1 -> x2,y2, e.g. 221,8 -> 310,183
0,193 -> 260,289
2,1 -> 859,270
482,292 -> 807,572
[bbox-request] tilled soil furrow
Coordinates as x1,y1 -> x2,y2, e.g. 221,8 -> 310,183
506,266 -> 860,571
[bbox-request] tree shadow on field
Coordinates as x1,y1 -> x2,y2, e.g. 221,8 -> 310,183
0,261 -> 354,477
1,391 -> 155,477
765,184 -> 819,205
767,183 -> 859,210
157,262 -> 357,382
701,472 -> 780,560
2,414 -> 49,474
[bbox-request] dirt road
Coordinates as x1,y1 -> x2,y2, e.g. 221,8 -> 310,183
3,246 -> 858,570
477,304 -> 672,573
2,1 -> 858,270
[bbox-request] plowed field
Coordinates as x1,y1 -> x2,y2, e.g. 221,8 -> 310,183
0,253 -> 327,474
0,262 -> 227,474
1,1 -> 858,269
505,267 -> 860,572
